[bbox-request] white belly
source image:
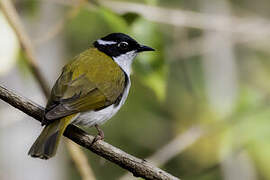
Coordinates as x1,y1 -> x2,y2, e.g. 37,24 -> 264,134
72,82 -> 130,127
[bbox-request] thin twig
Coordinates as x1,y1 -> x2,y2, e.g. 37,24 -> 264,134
45,0 -> 96,10
47,0 -> 270,45
0,85 -> 179,180
34,18 -> 66,46
99,0 -> 270,45
0,0 -> 95,179
0,0 -> 50,97
66,140 -> 96,180
147,126 -> 204,166
34,1 -> 83,46
41,0 -> 270,61
99,1 -> 270,36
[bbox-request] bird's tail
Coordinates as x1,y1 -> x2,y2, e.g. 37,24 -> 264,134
28,114 -> 75,159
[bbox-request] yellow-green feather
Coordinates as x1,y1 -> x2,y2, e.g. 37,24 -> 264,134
28,114 -> 76,159
64,48 -> 125,101
45,48 -> 125,120
29,48 -> 126,159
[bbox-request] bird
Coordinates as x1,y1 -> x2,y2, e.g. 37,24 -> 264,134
28,33 -> 155,159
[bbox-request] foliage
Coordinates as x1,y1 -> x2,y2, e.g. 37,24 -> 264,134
2,0 -> 270,179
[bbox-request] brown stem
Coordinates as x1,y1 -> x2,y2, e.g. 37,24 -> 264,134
0,0 -> 50,97
65,140 -> 97,180
0,85 -> 179,180
0,0 -> 98,178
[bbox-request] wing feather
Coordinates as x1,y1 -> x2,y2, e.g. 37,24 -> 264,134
43,48 -> 125,124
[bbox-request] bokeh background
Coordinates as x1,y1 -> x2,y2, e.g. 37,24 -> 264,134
1,0 -> 270,179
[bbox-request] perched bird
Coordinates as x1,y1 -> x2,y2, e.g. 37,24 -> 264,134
28,33 -> 155,159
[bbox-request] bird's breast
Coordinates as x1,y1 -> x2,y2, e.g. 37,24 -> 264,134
72,78 -> 131,127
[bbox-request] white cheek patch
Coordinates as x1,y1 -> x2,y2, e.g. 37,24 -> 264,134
97,39 -> 117,45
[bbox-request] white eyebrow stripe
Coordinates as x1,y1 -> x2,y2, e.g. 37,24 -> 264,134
97,39 -> 117,45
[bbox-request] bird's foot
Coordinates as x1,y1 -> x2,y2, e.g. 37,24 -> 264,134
91,124 -> 104,145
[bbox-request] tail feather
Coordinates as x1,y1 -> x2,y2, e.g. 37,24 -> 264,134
28,115 -> 75,159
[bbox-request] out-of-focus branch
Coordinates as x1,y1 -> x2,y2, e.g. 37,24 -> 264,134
0,85 -> 179,180
40,0 -> 270,61
0,0 -> 95,179
45,0 -> 270,45
34,18 -> 66,46
99,1 -> 270,38
147,126 -> 204,166
120,125 -> 205,180
100,1 -> 270,45
66,140 -> 96,180
34,1 -> 83,46
0,0 -> 50,97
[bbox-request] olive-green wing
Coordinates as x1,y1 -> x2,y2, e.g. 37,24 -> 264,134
44,48 -> 126,122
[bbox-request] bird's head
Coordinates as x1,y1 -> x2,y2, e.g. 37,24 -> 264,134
94,33 -> 155,75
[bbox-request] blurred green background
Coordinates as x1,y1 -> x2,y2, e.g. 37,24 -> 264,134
1,0 -> 270,180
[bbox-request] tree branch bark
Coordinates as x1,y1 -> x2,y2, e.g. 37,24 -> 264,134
0,0 -> 96,178
0,0 -> 50,97
0,1 -> 179,178
0,85 -> 179,180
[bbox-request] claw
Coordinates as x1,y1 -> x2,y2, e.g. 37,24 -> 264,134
91,124 -> 104,145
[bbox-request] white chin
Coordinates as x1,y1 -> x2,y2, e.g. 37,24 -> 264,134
113,51 -> 137,75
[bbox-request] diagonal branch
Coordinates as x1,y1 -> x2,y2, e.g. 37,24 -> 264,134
0,85 -> 179,180
65,140 -> 96,180
0,0 -> 95,179
120,125 -> 204,180
0,0 -> 177,179
0,0 -> 50,97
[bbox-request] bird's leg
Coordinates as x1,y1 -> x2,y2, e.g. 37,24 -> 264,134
91,124 -> 104,145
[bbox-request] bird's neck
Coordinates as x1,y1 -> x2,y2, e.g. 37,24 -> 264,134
112,51 -> 137,76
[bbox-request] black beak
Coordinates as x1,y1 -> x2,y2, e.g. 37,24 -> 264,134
137,45 -> 155,52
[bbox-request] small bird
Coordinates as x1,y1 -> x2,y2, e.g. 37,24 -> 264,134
28,33 -> 155,159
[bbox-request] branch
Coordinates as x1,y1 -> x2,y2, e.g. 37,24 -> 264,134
99,1 -> 270,37
0,85 -> 179,180
34,2 -> 82,46
0,0 -> 95,178
66,140 -> 97,180
0,0 -> 50,97
47,0 -> 270,46
120,125 -> 204,180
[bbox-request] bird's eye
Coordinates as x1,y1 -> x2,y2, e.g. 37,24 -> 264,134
118,42 -> 128,50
